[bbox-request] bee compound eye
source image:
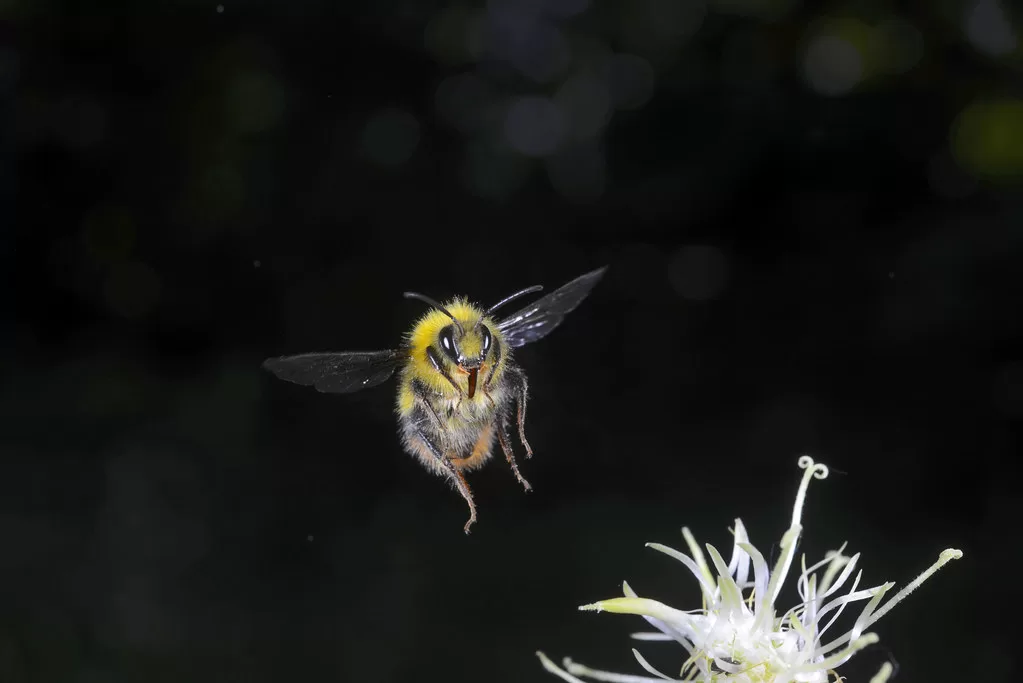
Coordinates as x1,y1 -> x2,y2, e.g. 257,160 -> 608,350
481,326 -> 491,351
439,326 -> 458,359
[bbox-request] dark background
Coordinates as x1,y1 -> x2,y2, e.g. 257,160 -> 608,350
4,1 -> 1021,681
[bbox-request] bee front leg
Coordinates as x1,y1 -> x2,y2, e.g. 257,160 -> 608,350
427,346 -> 463,397
426,344 -> 469,415
481,341 -> 502,410
497,418 -> 531,491
411,379 -> 445,429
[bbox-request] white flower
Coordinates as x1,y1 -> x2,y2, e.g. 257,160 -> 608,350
538,456 -> 961,683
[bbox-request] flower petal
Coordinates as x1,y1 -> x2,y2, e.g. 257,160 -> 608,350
567,657 -> 670,683
764,525 -> 801,615
630,632 -> 675,641
851,583 -> 894,643
623,582 -> 700,650
631,648 -> 680,681
800,572 -> 818,636
537,652 -> 588,683
705,543 -> 747,618
580,597 -> 689,624
813,569 -> 864,646
819,550 -> 858,599
814,548 -> 855,597
646,543 -> 717,603
727,518 -> 752,588
782,633 -> 879,683
738,541 -> 771,613
871,662 -> 895,683
682,527 -> 717,592
816,582 -> 894,657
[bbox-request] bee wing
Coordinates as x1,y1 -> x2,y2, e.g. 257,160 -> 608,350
496,265 -> 607,348
261,349 -> 405,393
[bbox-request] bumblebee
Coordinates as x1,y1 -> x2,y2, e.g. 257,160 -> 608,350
262,266 -> 607,533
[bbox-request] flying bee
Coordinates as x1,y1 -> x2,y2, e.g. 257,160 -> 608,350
262,266 -> 607,533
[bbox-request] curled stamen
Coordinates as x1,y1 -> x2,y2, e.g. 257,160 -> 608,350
797,454 -> 829,479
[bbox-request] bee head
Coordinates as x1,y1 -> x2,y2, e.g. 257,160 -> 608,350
438,322 -> 492,370
403,291 -> 493,371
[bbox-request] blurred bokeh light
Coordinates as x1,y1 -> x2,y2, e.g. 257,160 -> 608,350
952,97 -> 1023,182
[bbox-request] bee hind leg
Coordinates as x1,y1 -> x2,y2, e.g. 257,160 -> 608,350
448,467 -> 477,534
497,420 -> 531,491
414,427 -> 477,534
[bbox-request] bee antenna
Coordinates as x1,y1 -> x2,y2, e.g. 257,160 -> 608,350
403,291 -> 465,334
483,285 -> 543,320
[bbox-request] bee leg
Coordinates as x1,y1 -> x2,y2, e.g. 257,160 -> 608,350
427,345 -> 464,398
482,337 -> 502,389
414,427 -> 477,534
514,374 -> 534,459
497,419 -> 531,491
479,340 -> 502,410
411,381 -> 440,423
449,468 -> 477,534
427,345 -> 468,415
